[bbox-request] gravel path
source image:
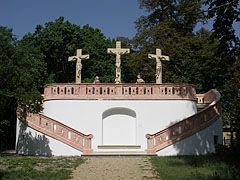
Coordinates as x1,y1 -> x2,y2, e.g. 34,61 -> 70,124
71,157 -> 158,180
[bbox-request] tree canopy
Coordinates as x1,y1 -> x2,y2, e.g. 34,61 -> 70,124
0,27 -> 47,150
32,17 -> 115,83
205,0 -> 240,142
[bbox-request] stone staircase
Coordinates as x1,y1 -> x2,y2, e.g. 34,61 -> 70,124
83,145 -> 151,156
17,112 -> 93,155
145,89 -> 221,155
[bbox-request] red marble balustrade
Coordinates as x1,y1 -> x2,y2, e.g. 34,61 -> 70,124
44,83 -> 197,100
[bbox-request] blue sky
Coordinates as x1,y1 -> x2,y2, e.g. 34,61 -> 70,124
0,0 -> 239,40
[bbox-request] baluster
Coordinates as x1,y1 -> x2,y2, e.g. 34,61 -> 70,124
66,87 -> 72,95
95,87 -> 100,95
167,87 -> 172,95
52,87 -> 58,95
73,87 -> 79,95
109,87 -> 115,95
123,87 -> 129,95
175,87 -> 180,95
87,87 -> 93,95
131,87 -> 136,95
139,87 -> 144,95
160,87 -> 165,95
59,87 -> 65,95
146,87 -> 151,95
102,87 -> 107,95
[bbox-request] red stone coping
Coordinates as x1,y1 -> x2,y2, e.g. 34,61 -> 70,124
145,89 -> 221,154
43,83 -> 197,101
18,113 -> 93,155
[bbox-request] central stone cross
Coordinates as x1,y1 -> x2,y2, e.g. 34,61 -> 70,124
68,49 -> 89,84
148,49 -> 169,84
107,41 -> 130,84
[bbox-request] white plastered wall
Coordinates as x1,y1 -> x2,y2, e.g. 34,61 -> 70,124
41,99 -> 197,153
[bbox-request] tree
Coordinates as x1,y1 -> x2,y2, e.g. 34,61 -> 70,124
79,25 -> 115,83
0,27 -> 47,150
0,26 -> 17,150
131,0 -> 224,92
206,0 -> 240,54
32,17 -> 116,83
205,0 -> 240,144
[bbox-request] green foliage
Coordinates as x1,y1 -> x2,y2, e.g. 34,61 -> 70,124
132,0 -> 222,92
0,156 -> 84,180
205,0 -> 240,54
0,26 -> 47,150
79,25 -> 115,83
32,17 -> 115,83
151,155 -> 240,180
205,0 -> 240,142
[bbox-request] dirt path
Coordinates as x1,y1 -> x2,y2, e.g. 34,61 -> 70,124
71,157 -> 158,180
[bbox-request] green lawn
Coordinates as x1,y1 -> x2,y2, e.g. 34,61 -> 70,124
150,155 -> 240,180
0,156 -> 84,180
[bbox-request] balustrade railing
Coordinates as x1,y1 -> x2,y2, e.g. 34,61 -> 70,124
44,83 -> 196,101
146,89 -> 221,154
18,112 -> 93,154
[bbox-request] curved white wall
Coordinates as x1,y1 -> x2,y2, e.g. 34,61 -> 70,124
157,117 -> 223,156
42,99 -> 197,152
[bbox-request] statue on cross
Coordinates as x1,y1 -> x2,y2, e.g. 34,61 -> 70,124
148,49 -> 169,84
107,41 -> 130,84
68,49 -> 89,84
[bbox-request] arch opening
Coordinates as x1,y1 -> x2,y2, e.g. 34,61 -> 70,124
102,107 -> 137,145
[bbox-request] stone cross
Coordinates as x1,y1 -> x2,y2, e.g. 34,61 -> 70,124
148,49 -> 169,84
107,41 -> 130,84
68,49 -> 89,84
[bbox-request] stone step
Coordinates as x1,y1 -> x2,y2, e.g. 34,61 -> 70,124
82,151 -> 156,157
97,145 -> 141,149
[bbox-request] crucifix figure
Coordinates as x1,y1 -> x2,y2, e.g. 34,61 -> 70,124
68,49 -> 89,84
107,41 -> 130,84
148,49 -> 169,84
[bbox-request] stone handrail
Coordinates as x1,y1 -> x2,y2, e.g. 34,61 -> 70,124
18,113 -> 93,154
196,89 -> 218,104
146,89 -> 221,154
44,83 -> 196,101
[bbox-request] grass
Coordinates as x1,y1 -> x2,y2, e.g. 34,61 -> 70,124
0,155 -> 84,180
150,154 -> 240,180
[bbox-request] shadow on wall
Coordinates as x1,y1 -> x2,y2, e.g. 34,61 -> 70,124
102,107 -> 136,119
171,119 -> 222,155
16,122 -> 52,156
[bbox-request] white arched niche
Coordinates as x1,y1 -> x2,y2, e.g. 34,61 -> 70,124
102,107 -> 137,145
